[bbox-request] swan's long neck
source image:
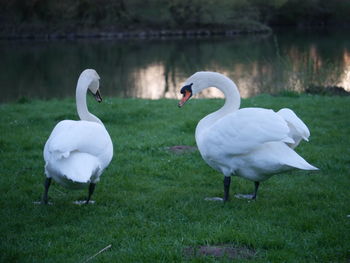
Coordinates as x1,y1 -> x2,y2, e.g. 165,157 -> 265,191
214,75 -> 241,115
76,78 -> 102,125
195,73 -> 241,137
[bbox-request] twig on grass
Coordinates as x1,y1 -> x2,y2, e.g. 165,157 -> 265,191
83,244 -> 112,262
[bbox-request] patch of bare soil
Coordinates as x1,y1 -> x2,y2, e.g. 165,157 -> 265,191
184,244 -> 257,260
167,145 -> 197,154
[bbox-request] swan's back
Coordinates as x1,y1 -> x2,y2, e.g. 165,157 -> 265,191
196,108 -> 293,156
196,107 -> 317,180
44,120 -> 113,188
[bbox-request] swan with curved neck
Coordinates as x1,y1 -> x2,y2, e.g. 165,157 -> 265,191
179,71 -> 318,202
75,70 -> 103,124
42,69 -> 113,204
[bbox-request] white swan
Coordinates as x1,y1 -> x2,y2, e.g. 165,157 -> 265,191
178,71 -> 318,201
42,69 -> 113,204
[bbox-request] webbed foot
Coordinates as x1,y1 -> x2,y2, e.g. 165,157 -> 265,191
204,197 -> 224,202
234,193 -> 256,200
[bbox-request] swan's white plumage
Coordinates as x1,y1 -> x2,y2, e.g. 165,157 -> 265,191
45,120 -> 112,162
277,108 -> 310,148
196,107 -> 317,182
44,120 -> 113,188
180,71 -> 318,195
43,69 -> 113,191
197,108 -> 294,156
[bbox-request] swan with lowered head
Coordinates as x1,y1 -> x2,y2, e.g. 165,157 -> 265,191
178,71 -> 318,202
42,69 -> 113,204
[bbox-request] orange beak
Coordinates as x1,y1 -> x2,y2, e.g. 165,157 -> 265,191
178,90 -> 192,108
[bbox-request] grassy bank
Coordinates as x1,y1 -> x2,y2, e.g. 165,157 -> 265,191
0,94 -> 349,262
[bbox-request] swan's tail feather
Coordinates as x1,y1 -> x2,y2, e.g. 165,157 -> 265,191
295,161 -> 319,171
45,152 -> 101,189
52,151 -> 70,159
263,142 -> 319,172
281,146 -> 319,171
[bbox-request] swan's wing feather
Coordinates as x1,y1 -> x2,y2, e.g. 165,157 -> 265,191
277,108 -> 310,141
202,108 -> 292,156
45,120 -> 112,159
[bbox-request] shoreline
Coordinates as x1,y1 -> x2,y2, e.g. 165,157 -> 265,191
0,28 -> 272,40
1,24 -> 349,41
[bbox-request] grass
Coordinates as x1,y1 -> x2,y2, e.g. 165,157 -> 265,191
0,94 -> 349,262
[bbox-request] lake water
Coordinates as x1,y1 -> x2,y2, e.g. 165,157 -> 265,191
1,29 -> 349,102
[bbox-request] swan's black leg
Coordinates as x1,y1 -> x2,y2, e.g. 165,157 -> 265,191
234,181 -> 260,200
252,181 -> 260,200
223,176 -> 231,202
86,183 -> 96,204
42,178 -> 52,204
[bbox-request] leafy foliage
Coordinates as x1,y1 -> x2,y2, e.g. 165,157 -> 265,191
1,0 -> 350,33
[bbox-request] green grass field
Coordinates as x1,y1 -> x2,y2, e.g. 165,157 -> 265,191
0,94 -> 349,262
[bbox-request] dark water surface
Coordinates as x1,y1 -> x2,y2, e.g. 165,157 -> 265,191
1,30 -> 349,102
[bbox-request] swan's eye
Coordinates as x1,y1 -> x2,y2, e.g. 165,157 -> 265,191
180,83 -> 193,95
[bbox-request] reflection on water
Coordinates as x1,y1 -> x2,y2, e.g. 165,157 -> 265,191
339,50 -> 350,90
1,30 -> 349,102
132,63 -> 171,99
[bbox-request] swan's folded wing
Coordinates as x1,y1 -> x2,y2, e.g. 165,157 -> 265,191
277,108 -> 310,141
202,108 -> 293,156
45,120 -> 112,159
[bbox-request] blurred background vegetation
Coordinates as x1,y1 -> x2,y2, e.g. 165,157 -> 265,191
1,0 -> 350,35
